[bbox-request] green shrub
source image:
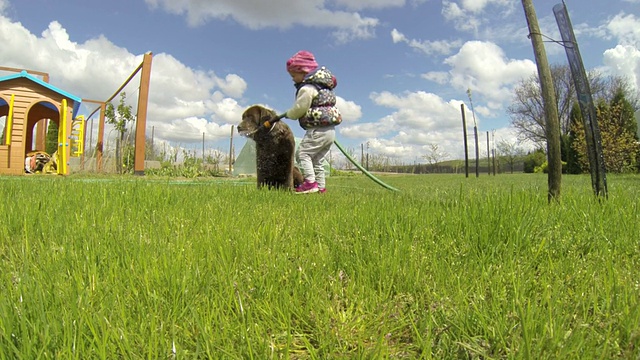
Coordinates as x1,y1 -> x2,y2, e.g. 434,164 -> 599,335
523,149 -> 546,173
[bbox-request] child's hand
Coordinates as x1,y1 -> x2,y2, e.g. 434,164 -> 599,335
263,114 -> 286,129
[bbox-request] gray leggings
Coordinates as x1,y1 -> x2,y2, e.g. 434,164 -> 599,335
297,126 -> 335,188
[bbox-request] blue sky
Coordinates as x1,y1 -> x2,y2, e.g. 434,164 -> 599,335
1,0 -> 638,166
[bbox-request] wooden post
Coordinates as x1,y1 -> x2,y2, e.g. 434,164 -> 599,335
82,118 -> 90,170
90,119 -> 93,155
80,117 -> 86,170
97,103 -> 106,172
228,125 -> 234,174
134,52 -> 153,175
492,130 -> 497,175
466,89 -> 480,178
486,131 -> 491,175
461,104 -> 469,178
474,126 -> 479,178
522,0 -> 562,202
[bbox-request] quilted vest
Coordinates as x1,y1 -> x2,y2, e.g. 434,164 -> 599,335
295,67 -> 342,130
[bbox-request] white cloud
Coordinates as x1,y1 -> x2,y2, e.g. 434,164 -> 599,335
442,0 -> 515,35
151,116 -> 235,143
603,45 -> 640,92
422,71 -> 449,85
606,13 -> 640,46
144,0 -> 380,43
214,74 -> 247,99
330,14 -> 379,43
356,90 -> 480,158
598,12 -> 640,93
340,122 -> 388,139
391,28 -> 462,56
423,41 -> 536,115
336,97 -> 362,122
442,1 -> 480,33
370,91 -> 463,131
343,83 -> 526,160
0,15 -> 249,145
461,0 -> 512,13
0,19 -> 137,99
366,137 -> 414,159
334,0 -> 405,10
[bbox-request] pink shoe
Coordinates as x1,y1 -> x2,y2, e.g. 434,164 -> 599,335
295,180 -> 319,194
318,188 -> 326,193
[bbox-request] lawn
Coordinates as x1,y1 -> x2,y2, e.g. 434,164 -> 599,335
0,173 -> 638,359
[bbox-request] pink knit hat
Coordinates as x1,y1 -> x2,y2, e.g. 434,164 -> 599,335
286,50 -> 318,73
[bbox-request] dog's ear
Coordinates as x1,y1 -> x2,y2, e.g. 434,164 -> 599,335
242,105 -> 262,125
243,105 -> 276,125
243,105 -> 278,127
258,106 -> 276,122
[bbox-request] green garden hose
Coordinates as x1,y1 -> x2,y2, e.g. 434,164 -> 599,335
333,140 -> 400,192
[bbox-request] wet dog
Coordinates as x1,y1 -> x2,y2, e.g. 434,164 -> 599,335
237,105 -> 304,190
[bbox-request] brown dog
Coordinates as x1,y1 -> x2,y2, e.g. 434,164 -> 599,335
237,105 -> 304,190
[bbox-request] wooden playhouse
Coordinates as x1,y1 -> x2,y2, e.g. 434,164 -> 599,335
0,70 -> 84,175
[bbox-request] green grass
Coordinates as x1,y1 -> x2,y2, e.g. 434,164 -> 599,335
0,173 -> 638,359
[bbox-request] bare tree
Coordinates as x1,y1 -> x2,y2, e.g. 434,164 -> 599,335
423,144 -> 449,173
205,149 -> 225,172
497,139 -> 525,173
599,75 -> 640,110
346,147 -> 358,170
508,64 -> 611,147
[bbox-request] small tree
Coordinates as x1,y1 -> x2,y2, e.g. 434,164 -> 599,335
105,92 -> 135,173
572,99 -> 639,173
610,88 -> 638,140
564,103 -> 584,174
145,135 -> 159,161
523,148 -> 546,173
46,121 -> 59,155
346,147 -> 358,170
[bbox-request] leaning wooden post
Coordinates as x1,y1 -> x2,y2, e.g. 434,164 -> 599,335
522,0 -> 562,202
553,2 -> 607,198
460,104 -> 469,178
134,52 -> 153,175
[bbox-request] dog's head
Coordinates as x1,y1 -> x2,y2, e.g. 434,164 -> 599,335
237,105 -> 277,139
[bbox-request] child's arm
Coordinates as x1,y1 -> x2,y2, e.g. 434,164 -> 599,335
285,85 -> 318,120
